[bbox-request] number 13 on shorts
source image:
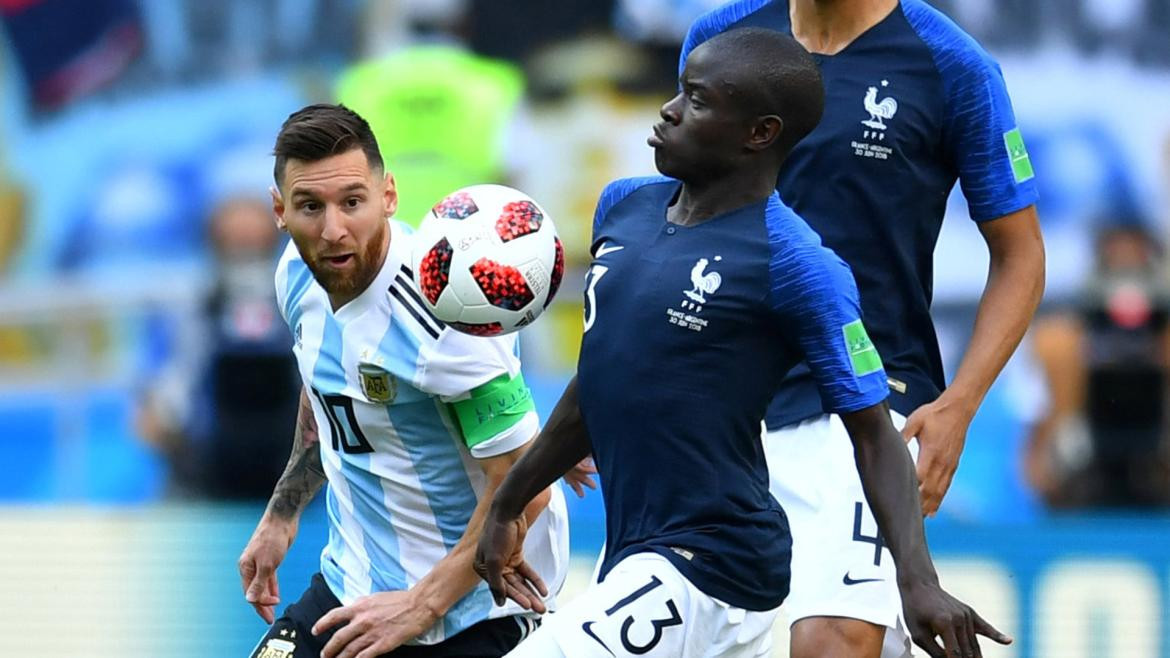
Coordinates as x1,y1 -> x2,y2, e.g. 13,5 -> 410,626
510,552 -> 775,658
579,574 -> 683,655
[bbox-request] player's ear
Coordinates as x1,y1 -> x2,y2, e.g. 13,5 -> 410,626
270,185 -> 287,231
746,115 -> 783,152
383,171 -> 399,219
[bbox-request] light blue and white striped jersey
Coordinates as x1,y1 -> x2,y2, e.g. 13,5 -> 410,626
275,219 -> 569,644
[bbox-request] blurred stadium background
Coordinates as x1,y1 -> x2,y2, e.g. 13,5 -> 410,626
1,0 -> 1169,655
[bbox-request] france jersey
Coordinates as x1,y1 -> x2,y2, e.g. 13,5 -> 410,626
579,177 -> 888,610
681,0 -> 1039,428
274,220 -> 569,644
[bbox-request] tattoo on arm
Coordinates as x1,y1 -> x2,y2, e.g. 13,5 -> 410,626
267,389 -> 327,520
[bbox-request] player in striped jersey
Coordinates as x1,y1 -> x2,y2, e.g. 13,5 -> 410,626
239,104 -> 568,658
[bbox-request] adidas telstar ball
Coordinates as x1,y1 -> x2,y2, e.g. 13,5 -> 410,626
412,184 -> 565,336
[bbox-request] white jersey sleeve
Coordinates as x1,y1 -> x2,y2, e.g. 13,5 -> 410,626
416,330 -> 538,459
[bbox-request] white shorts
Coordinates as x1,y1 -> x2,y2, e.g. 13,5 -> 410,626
506,552 -> 777,658
765,411 -> 918,658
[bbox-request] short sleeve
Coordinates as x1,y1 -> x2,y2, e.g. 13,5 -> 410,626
945,57 -> 1037,221
766,203 -> 888,414
905,2 -> 1038,221
417,330 -> 521,399
417,330 -> 538,459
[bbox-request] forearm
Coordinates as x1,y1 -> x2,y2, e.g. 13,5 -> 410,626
264,388 -> 327,524
414,474 -> 552,617
492,376 -> 591,519
948,212 -> 1045,409
845,406 -> 937,584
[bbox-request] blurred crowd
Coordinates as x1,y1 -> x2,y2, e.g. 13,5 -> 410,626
1,0 -> 1170,513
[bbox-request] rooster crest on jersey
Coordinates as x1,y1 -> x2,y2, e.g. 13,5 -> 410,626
672,256 -> 723,329
684,256 -> 722,304
862,80 -> 898,130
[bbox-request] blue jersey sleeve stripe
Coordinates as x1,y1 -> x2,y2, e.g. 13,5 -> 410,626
591,176 -> 669,241
679,0 -> 773,78
763,198 -> 888,413
901,0 -> 1038,222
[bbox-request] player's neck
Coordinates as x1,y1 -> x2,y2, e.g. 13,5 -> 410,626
668,172 -> 777,227
789,0 -> 899,55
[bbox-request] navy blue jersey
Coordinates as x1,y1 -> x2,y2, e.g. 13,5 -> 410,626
681,0 -> 1039,428
579,177 -> 887,610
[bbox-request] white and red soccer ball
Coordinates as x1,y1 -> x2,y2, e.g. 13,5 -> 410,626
412,184 -> 564,336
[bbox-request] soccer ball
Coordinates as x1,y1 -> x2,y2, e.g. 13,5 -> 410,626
412,184 -> 565,336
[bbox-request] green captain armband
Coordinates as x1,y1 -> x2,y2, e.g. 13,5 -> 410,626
450,372 -> 535,450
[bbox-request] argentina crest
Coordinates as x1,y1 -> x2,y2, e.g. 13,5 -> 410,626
256,636 -> 296,658
358,362 -> 396,403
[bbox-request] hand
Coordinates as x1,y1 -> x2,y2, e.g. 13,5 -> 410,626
473,510 -> 548,613
901,396 -> 976,516
238,518 -> 296,624
563,456 -> 598,498
313,590 -> 436,658
901,578 -> 1012,658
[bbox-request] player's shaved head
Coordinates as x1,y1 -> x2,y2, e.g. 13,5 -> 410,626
695,27 -> 824,154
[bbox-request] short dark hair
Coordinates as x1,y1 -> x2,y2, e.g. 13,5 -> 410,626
272,103 -> 384,187
702,28 -> 825,153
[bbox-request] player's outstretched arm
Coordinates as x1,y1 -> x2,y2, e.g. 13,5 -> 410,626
475,375 -> 591,607
905,205 -> 1045,515
238,387 -> 325,624
842,403 -> 1012,658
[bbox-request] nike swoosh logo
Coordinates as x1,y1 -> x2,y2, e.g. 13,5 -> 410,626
843,573 -> 884,586
594,243 -> 625,259
581,621 -> 614,656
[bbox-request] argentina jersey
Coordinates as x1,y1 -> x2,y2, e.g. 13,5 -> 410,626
579,177 -> 888,611
274,220 -> 569,644
682,0 -> 1039,428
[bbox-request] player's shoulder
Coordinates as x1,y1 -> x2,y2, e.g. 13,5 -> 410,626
386,218 -> 419,267
598,176 -> 672,208
761,194 -> 824,253
391,218 -> 417,236
761,194 -> 854,294
275,238 -> 314,323
900,0 -> 1001,77
593,175 -> 672,231
382,221 -> 450,344
276,235 -> 303,273
687,0 -> 776,42
416,326 -> 521,399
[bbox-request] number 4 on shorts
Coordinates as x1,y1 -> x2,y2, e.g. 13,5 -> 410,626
852,501 -> 886,567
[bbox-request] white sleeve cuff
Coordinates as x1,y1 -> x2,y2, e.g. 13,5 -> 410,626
469,410 -> 539,459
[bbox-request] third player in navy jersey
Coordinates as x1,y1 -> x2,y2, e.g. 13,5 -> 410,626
476,28 -> 1010,658
681,2 -> 1046,657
